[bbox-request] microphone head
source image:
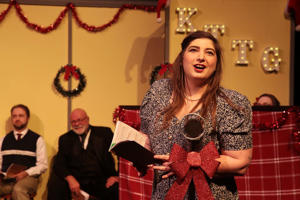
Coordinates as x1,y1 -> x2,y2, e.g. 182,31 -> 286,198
181,113 -> 207,141
183,118 -> 204,140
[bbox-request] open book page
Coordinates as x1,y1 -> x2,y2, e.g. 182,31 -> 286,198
1,163 -> 27,183
80,190 -> 89,200
6,163 -> 27,178
110,121 -> 159,175
110,121 -> 150,151
71,190 -> 89,200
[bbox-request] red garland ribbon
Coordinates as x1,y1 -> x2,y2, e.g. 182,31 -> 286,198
11,0 -> 68,33
0,0 -> 156,34
252,106 -> 300,153
0,1 -> 12,23
113,106 -> 124,124
158,63 -> 173,76
252,109 -> 288,130
64,65 -> 79,80
112,106 -> 140,130
291,107 -> 300,152
252,107 -> 300,131
293,130 -> 300,152
70,4 -> 156,32
165,142 -> 220,200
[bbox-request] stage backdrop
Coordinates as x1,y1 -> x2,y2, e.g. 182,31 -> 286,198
169,0 -> 291,105
0,0 -> 292,199
0,3 -> 164,199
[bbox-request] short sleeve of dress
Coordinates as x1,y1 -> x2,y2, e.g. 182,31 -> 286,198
140,79 -> 171,136
217,88 -> 253,151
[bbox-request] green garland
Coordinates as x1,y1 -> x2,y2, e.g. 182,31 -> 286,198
150,65 -> 162,85
150,63 -> 172,85
53,66 -> 86,97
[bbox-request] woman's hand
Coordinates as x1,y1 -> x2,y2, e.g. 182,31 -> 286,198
105,176 -> 119,188
149,154 -> 174,179
215,148 -> 252,176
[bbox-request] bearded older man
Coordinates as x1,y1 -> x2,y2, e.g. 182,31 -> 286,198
47,108 -> 118,200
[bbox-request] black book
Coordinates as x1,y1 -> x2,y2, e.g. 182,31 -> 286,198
1,163 -> 27,183
110,121 -> 160,175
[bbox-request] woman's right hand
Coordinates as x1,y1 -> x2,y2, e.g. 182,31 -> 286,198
150,154 -> 174,179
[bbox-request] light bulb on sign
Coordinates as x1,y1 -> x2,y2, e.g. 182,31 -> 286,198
176,7 -> 197,33
231,40 -> 254,65
261,47 -> 281,72
203,24 -> 226,39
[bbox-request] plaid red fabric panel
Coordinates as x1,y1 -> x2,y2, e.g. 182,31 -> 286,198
117,107 -> 153,200
117,107 -> 300,200
119,157 -> 153,200
236,109 -> 300,200
114,106 -> 141,130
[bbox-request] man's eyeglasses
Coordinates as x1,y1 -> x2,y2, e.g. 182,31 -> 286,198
71,117 -> 87,125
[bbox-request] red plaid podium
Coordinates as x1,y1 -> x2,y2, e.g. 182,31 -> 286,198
113,106 -> 153,200
114,106 -> 300,200
235,106 -> 300,200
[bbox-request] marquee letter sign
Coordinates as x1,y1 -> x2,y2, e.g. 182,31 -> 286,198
203,24 -> 225,39
176,7 -> 198,33
174,7 -> 283,72
232,40 -> 254,65
261,47 -> 282,72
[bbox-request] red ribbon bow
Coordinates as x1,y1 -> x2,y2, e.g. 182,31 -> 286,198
158,63 -> 173,76
64,65 -> 80,80
165,141 -> 220,200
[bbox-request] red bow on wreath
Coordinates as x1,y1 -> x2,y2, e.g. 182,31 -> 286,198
64,65 -> 80,80
165,142 -> 220,200
158,63 -> 173,76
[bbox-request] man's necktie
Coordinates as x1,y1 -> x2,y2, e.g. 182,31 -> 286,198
17,133 -> 22,140
80,133 -> 86,144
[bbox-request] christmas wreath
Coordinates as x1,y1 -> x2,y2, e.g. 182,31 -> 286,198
150,63 -> 172,85
54,65 -> 86,97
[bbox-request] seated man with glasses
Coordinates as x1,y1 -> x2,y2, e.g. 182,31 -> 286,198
47,108 -> 118,200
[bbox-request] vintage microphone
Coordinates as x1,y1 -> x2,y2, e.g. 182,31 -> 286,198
180,113 -> 209,151
180,113 -> 209,198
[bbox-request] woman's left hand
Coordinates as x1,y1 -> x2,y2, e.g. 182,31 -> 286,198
105,176 -> 119,188
150,154 -> 174,179
215,148 -> 253,176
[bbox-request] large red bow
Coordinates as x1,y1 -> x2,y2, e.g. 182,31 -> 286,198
165,142 -> 220,200
64,65 -> 80,80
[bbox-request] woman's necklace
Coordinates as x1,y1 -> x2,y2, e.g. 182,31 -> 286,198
185,96 -> 201,101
